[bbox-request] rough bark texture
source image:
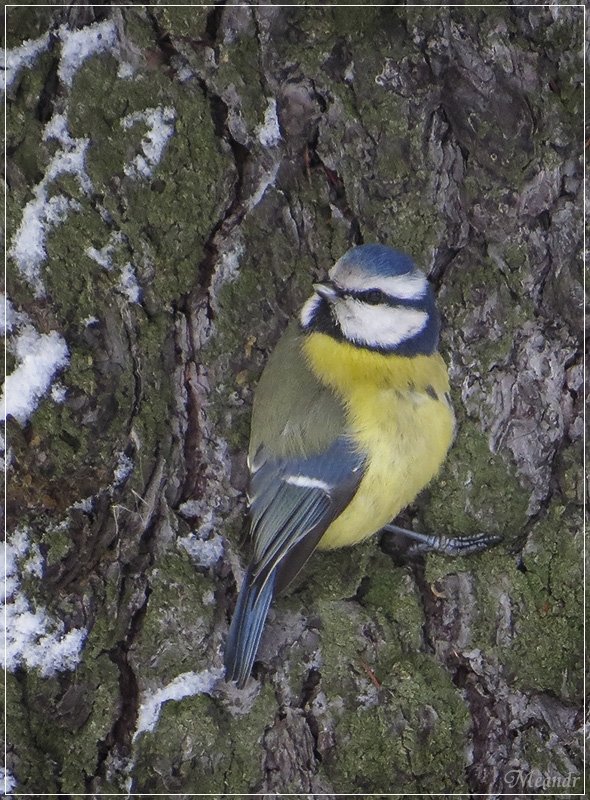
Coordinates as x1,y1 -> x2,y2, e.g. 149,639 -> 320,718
4,3 -> 584,796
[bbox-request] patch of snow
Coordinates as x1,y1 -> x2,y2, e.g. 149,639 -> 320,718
117,61 -> 135,80
86,245 -> 112,270
10,116 -> 92,296
257,97 -> 281,148
178,526 -> 225,569
357,682 -> 380,709
83,315 -> 99,327
3,32 -> 50,91
2,528 -> 29,572
21,541 -> 44,579
195,508 -> 216,540
1,295 -> 11,335
0,294 -> 27,335
42,115 -> 94,195
48,193 -> 81,223
6,21 -> 123,101
3,325 -> 69,425
86,235 -> 142,305
121,107 -> 176,179
70,496 -> 94,513
43,112 -> 74,148
178,499 -> 203,519
118,263 -> 142,303
70,452 -> 133,513
0,767 -> 17,795
85,231 -> 125,271
134,667 -> 223,741
176,65 -> 195,83
113,452 -> 133,486
10,192 -> 82,297
1,531 -> 87,676
58,19 -> 118,87
50,382 -> 67,403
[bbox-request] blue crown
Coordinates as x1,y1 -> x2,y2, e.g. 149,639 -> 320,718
338,244 -> 415,277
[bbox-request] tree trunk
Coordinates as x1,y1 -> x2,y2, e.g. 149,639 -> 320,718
4,4 -> 583,796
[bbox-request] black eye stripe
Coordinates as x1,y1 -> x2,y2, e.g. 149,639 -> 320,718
346,289 -> 390,305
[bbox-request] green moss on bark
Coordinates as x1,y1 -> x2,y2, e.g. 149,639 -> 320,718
130,553 -> 216,683
133,687 -> 275,792
321,656 -> 469,793
421,418 -> 530,544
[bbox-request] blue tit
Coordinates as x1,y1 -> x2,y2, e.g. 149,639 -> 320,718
224,243 -> 498,687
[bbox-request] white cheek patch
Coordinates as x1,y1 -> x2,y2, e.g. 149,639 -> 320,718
330,265 -> 428,300
300,293 -> 322,328
334,298 -> 428,349
375,271 -> 428,300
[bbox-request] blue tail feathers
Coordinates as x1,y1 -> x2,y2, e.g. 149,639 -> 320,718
224,567 -> 277,688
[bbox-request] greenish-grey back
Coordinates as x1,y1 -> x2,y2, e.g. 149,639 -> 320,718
249,322 -> 347,463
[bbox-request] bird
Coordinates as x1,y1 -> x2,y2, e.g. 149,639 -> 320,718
224,243 -> 499,687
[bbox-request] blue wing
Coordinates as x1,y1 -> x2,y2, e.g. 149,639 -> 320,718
224,436 -> 365,687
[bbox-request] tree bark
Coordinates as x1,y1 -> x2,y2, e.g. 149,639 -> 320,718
5,3 -> 583,796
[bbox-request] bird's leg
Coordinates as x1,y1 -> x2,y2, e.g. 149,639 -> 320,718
382,524 -> 502,557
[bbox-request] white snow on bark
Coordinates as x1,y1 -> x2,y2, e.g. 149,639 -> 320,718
133,668 -> 224,740
257,97 -> 281,148
3,324 -> 69,425
57,19 -> 118,87
9,114 -> 91,297
2,31 -> 50,90
121,107 -> 176,179
1,530 -> 87,676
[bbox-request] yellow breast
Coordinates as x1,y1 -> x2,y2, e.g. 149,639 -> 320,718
302,333 -> 455,550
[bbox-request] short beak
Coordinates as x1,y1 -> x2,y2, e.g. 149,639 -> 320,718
313,281 -> 340,302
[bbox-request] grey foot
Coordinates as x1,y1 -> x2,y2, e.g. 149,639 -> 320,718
382,524 -> 503,557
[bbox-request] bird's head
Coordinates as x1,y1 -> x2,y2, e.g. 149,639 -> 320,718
300,244 -> 440,356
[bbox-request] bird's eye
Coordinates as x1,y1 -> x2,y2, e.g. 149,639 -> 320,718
362,289 -> 388,305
